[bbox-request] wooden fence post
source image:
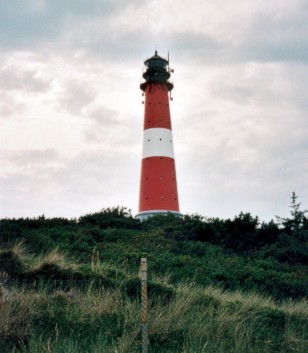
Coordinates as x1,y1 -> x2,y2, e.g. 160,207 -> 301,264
140,258 -> 148,353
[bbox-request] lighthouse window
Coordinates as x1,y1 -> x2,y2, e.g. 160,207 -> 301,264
159,138 -> 162,141
148,139 -> 150,142
160,196 -> 164,199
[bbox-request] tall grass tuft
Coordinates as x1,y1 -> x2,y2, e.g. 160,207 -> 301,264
0,247 -> 307,352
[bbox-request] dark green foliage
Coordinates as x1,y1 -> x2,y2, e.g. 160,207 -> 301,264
0,196 -> 307,353
0,334 -> 29,353
222,212 -> 260,253
258,232 -> 308,265
258,220 -> 280,246
1,194 -> 307,300
0,247 -> 116,292
277,192 -> 308,233
78,206 -> 140,230
122,277 -> 175,302
150,329 -> 185,350
99,228 -> 138,243
19,267 -> 116,292
0,250 -> 25,274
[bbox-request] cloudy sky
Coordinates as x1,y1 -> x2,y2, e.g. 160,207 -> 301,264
0,0 -> 307,221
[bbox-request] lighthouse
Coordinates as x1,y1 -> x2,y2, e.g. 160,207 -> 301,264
136,51 -> 182,220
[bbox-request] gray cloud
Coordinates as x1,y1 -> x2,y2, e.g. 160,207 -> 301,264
0,0 -> 116,49
59,80 -> 96,115
0,93 -> 26,118
174,57 -> 308,220
2,1 -> 306,67
83,107 -> 138,150
0,0 -> 307,220
237,9 -> 308,63
148,2 -> 308,65
0,148 -> 139,218
0,66 -> 51,93
0,149 -> 59,170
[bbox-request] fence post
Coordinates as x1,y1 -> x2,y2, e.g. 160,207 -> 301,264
140,258 -> 148,353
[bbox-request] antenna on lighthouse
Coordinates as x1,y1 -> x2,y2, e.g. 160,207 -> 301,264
167,52 -> 174,74
167,52 -> 174,101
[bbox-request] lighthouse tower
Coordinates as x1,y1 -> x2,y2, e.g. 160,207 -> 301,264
136,51 -> 182,220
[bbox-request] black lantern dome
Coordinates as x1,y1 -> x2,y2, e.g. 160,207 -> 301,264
140,51 -> 173,91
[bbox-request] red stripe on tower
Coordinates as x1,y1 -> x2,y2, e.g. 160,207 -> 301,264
136,51 -> 182,220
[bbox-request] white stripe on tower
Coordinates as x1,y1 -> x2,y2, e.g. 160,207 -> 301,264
142,128 -> 174,159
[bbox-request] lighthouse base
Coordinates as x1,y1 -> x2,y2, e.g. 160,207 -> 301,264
136,210 -> 183,221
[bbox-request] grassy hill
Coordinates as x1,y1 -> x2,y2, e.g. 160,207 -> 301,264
0,204 -> 307,352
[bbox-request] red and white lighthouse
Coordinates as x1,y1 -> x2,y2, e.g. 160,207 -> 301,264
136,51 -> 182,220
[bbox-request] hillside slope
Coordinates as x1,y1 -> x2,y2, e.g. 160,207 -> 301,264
0,205 -> 307,352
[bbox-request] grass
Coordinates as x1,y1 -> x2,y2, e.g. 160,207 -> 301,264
0,244 -> 307,352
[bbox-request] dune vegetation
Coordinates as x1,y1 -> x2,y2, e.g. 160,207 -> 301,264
0,193 -> 307,352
